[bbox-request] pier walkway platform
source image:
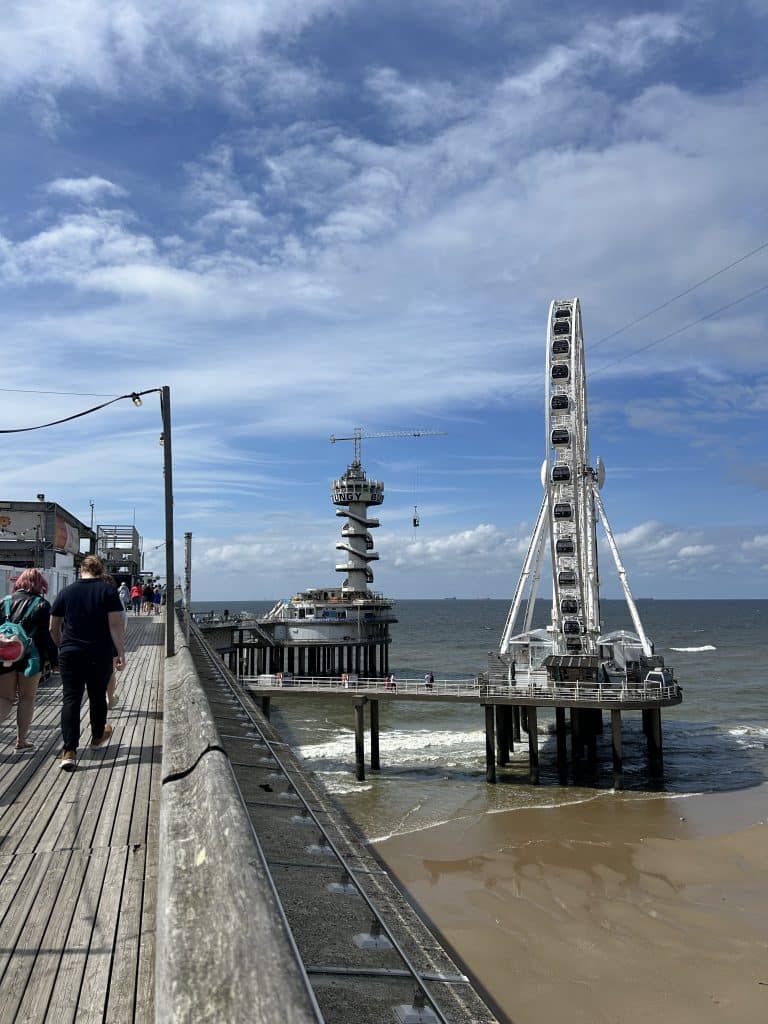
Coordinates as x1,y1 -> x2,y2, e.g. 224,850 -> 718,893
0,615 -> 502,1024
0,615 -> 162,1023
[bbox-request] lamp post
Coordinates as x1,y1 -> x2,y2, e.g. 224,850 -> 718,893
0,385 -> 177,658
133,387 -> 175,658
160,386 -> 175,657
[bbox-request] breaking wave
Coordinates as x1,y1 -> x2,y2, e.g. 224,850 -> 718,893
669,645 -> 716,652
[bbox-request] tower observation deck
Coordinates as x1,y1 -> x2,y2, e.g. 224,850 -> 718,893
331,460 -> 383,592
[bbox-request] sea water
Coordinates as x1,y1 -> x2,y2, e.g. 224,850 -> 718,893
192,599 -> 768,841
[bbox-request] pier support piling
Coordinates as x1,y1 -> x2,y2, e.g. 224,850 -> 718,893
513,706 -> 521,742
354,701 -> 366,782
555,707 -> 568,783
611,709 -> 623,790
527,707 -> 539,784
644,708 -> 664,782
260,696 -> 271,720
370,699 -> 380,771
484,706 -> 496,784
495,706 -> 510,767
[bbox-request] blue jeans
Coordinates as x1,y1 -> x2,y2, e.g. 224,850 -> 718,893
59,651 -> 113,752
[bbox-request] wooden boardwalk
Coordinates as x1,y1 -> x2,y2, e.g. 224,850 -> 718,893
0,616 -> 163,1023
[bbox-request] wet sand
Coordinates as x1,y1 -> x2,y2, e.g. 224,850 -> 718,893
375,785 -> 768,1024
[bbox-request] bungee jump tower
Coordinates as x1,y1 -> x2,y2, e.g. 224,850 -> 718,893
224,429 -> 400,683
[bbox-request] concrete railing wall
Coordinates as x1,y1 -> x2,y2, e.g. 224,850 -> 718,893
155,614 -> 319,1024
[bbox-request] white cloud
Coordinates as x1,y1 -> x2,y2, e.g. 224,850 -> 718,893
742,534 -> 768,551
391,524 -> 527,569
0,0 -> 347,105
1,210 -> 155,283
612,521 -> 684,554
678,544 -> 716,558
46,176 -> 127,202
365,67 -> 470,130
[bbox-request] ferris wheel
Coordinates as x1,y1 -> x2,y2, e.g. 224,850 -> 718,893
500,298 -> 651,659
545,298 -> 600,653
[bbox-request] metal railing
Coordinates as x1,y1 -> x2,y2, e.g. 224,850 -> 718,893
240,672 -> 681,704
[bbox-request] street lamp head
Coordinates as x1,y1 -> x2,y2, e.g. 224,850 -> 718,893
131,393 -> 143,407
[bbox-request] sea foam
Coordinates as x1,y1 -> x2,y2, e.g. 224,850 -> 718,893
669,645 -> 716,652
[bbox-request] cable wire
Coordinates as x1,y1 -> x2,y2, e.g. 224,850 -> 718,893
591,281 -> 768,378
0,391 -> 154,434
588,238 -> 768,351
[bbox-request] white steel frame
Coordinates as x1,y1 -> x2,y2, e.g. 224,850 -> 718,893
501,298 -> 651,658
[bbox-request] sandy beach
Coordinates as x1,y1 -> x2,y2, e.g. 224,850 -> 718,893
375,785 -> 768,1024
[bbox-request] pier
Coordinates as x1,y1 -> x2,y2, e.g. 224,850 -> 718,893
0,614 -> 501,1024
239,671 -> 681,788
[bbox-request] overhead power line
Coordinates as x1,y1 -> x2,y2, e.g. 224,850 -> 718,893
588,238 -> 768,352
0,388 -> 118,397
591,281 -> 768,378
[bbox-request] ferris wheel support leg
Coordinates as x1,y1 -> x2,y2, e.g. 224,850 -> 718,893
500,496 -> 549,654
523,524 -> 548,634
593,487 -> 653,658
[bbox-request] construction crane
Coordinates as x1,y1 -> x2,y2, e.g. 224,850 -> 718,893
329,426 -> 446,528
329,426 -> 446,466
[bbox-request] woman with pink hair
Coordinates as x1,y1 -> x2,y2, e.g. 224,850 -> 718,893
0,568 -> 58,750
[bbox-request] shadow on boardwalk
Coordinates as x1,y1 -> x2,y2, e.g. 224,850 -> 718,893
0,617 -> 163,1023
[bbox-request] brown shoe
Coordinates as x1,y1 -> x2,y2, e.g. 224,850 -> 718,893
91,724 -> 114,748
59,750 -> 76,771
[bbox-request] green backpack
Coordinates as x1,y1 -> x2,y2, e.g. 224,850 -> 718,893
0,595 -> 42,677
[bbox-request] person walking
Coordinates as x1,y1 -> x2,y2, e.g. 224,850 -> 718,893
152,585 -> 162,615
129,582 -> 143,615
49,555 -> 125,771
117,580 -> 130,611
142,581 -> 154,615
0,569 -> 58,751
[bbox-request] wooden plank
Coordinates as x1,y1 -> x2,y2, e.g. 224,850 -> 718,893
89,659 -> 153,852
134,830 -> 158,1024
0,618 -> 162,1022
74,845 -> 129,1023
0,849 -> 81,1022
1,689 -> 108,855
102,842 -> 147,1024
44,847 -> 110,1023
128,647 -> 162,848
0,851 -> 51,985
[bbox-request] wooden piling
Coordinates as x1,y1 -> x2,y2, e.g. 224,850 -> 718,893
484,706 -> 496,784
503,705 -> 514,754
611,709 -> 623,790
370,699 -> 380,771
495,706 -> 510,766
527,706 -> 539,784
646,707 -> 664,781
513,705 -> 521,742
261,696 -> 271,720
354,701 -> 366,782
555,707 -> 567,783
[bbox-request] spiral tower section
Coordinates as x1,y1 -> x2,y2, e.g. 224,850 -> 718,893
331,461 -> 383,593
545,297 -> 601,655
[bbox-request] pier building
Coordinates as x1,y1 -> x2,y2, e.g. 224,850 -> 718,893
0,496 -> 92,573
201,436 -> 397,680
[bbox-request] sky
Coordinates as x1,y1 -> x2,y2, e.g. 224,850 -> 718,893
0,0 -> 766,601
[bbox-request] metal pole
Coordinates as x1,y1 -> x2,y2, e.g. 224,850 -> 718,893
161,385 -> 175,658
184,531 -> 192,643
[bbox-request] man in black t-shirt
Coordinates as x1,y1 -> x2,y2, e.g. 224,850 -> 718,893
50,555 -> 126,771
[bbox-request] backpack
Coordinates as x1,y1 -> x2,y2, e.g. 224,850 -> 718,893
0,595 -> 42,676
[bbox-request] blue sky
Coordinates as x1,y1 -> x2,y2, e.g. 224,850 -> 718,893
1,1 -> 766,600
